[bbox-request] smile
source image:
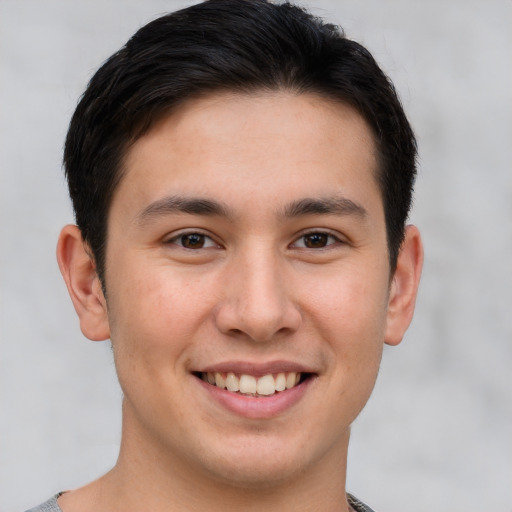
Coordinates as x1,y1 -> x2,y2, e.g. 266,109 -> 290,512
199,371 -> 303,397
193,365 -> 316,418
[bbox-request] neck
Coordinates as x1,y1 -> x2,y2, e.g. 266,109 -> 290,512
60,404 -> 352,512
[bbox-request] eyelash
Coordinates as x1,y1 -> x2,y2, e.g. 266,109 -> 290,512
291,231 -> 343,250
165,231 -> 220,250
165,230 -> 343,251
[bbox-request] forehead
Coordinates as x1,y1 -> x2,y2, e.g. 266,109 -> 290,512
115,91 -> 381,218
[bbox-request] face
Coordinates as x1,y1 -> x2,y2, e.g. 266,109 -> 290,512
103,91 -> 393,487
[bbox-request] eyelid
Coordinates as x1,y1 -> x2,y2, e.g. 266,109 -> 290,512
290,229 -> 346,249
164,229 -> 222,249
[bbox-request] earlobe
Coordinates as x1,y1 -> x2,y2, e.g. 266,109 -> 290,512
384,225 -> 423,346
56,224 -> 110,341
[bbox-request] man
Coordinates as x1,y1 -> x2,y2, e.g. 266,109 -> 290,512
28,1 -> 422,510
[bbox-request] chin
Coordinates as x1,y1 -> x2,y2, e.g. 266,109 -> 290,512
194,434 -> 326,490
206,458 -> 303,490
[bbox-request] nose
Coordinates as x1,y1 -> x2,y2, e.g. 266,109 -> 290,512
214,247 -> 302,342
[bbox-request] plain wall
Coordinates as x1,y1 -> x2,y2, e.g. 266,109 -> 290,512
1,1 -> 511,510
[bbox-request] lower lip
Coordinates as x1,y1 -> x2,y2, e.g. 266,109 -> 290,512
195,376 -> 314,419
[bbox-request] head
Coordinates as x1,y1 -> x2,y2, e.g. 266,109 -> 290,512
57,0 -> 423,498
64,0 -> 417,289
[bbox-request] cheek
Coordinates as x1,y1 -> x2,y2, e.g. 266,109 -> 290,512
105,263 -> 214,421
106,262 -> 214,373
306,262 -> 389,334
302,263 -> 389,381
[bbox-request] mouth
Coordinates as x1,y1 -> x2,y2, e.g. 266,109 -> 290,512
193,371 -> 311,397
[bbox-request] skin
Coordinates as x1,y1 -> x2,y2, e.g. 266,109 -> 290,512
57,91 -> 423,512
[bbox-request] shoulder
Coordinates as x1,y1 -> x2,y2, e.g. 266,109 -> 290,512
347,492 -> 377,512
25,494 -> 64,512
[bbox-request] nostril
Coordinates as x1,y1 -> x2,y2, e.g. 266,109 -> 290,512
227,328 -> 245,337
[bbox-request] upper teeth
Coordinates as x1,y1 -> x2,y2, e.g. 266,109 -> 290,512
202,372 -> 301,396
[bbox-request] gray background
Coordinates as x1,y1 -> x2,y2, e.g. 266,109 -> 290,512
1,1 -> 511,511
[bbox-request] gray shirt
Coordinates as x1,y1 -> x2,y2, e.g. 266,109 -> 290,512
26,492 -> 377,511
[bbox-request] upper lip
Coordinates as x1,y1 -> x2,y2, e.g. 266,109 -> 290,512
193,360 -> 316,377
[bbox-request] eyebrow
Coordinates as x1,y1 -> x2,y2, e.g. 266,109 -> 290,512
282,196 -> 367,219
136,195 -> 233,224
136,194 -> 367,225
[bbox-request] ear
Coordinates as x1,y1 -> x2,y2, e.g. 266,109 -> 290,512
384,224 -> 423,346
56,224 -> 110,341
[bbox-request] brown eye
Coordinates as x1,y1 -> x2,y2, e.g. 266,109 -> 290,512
180,233 -> 206,249
292,232 -> 340,249
165,231 -> 220,252
303,233 -> 329,248
166,231 -> 219,250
